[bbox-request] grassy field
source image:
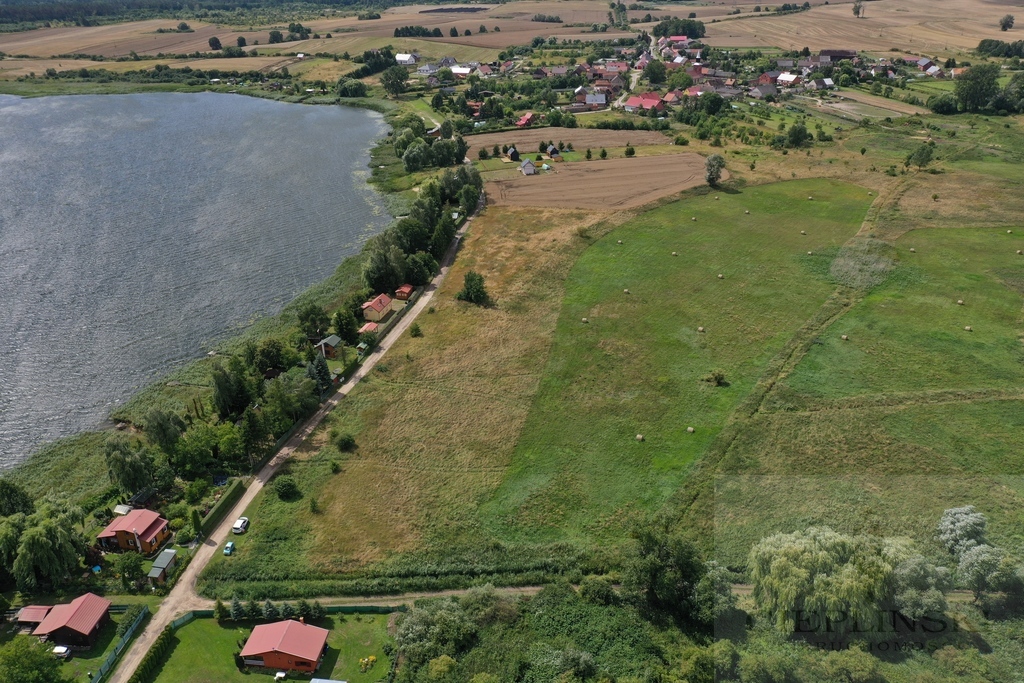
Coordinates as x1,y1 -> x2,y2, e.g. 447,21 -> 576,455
150,615 -> 391,683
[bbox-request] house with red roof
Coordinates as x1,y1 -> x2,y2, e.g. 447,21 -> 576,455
361,293 -> 394,322
17,605 -> 52,629
240,620 -> 329,673
33,593 -> 111,647
623,93 -> 664,113
98,508 -> 170,554
515,112 -> 536,127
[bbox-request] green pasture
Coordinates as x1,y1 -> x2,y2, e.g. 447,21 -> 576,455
479,178 -> 871,545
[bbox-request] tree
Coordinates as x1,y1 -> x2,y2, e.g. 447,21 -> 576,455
268,30 -> 283,43
247,599 -> 263,620
0,637 -> 74,683
144,409 -> 185,454
439,119 -> 454,139
236,36 -> 246,48
337,79 -> 368,97
586,148 -> 592,160
114,551 -> 145,588
450,26 -> 458,37
310,600 -> 326,621
230,595 -> 245,620
457,271 -> 489,306
406,251 -> 438,286
104,436 -> 153,496
906,143 -> 933,170
208,36 -> 222,50
214,598 -> 228,620
705,154 -> 725,186
190,508 -> 203,538
263,599 -> 280,620
211,357 -> 257,420
297,302 -> 330,340
308,354 -> 332,395
959,544 -> 1004,600
644,60 -> 666,84
955,63 -> 1001,112
333,308 -> 359,345
937,505 -> 987,558
177,21 -> 190,31
623,518 -> 706,623
624,143 -> 635,157
0,479 -> 33,518
381,65 -> 409,97
599,148 -> 608,159
363,244 -> 407,294
852,0 -> 863,17
281,601 -> 296,619
787,122 -> 811,147
1000,14 -> 1015,31
667,69 -> 694,91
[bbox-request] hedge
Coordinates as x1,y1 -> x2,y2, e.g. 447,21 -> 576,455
200,478 -> 245,536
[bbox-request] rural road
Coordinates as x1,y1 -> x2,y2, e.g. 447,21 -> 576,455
108,202 -> 481,683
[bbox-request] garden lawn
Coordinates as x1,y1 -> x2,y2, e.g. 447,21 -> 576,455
150,615 -> 391,683
60,615 -> 122,682
479,178 -> 871,545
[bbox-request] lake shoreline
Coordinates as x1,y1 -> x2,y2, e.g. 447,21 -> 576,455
2,90 -> 398,493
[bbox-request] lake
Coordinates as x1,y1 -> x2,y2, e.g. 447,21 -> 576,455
0,92 -> 390,468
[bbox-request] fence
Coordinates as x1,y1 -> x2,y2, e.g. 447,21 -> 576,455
90,604 -> 149,683
200,478 -> 246,535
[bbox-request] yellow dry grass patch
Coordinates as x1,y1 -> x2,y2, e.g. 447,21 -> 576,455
310,206 -> 613,568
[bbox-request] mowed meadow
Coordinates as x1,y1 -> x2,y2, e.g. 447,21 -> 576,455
200,179 -> 879,597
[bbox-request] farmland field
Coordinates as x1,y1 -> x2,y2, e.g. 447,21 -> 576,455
489,153 -> 714,209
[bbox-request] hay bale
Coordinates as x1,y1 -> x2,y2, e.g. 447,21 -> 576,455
909,248 -> 916,253
623,289 -> 630,294
672,251 -> 678,256
1008,230 -> 1013,234
957,299 -> 964,305
715,196 -> 719,200
868,192 -> 873,196
965,326 -> 973,332
800,230 -> 806,235
808,196 -> 813,200
745,209 -> 750,214
636,434 -> 644,442
686,426 -> 695,433
617,239 -> 623,244
692,217 -> 697,221
582,317 -> 589,323
1017,250 -> 1022,255
697,326 -> 705,333
841,334 -> 848,341
807,251 -> 813,256
718,274 -> 724,279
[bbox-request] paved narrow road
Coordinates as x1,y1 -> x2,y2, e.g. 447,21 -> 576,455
108,207 -> 480,683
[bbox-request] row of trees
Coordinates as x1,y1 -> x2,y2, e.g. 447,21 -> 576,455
362,161 -> 483,296
216,595 -> 327,622
0,489 -> 88,593
930,64 -> 1024,114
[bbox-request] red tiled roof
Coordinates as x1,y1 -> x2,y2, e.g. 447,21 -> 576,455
360,293 -> 392,314
396,284 -> 414,297
97,509 -> 167,543
34,593 -> 110,637
358,322 -> 378,334
17,605 -> 52,623
240,620 -> 329,663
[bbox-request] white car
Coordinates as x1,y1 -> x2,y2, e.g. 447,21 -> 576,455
52,646 -> 71,659
232,517 -> 249,534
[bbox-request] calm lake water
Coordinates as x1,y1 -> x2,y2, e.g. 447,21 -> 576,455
0,92 -> 390,467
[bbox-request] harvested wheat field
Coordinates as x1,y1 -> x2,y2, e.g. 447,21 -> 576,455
703,0 -> 1014,54
465,128 -> 671,157
490,153 -> 715,210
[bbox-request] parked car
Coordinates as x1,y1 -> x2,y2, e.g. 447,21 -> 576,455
232,517 -> 249,534
224,541 -> 235,556
52,646 -> 71,660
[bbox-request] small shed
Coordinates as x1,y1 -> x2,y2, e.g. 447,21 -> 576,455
317,334 -> 342,359
395,284 -> 415,301
546,145 -> 562,160
507,146 -> 520,162
520,159 -> 537,176
358,322 -> 379,335
148,548 -> 178,585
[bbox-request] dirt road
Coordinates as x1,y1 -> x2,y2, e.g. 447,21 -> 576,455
108,206 -> 480,683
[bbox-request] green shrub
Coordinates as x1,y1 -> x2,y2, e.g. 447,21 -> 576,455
334,432 -> 357,452
410,323 -> 423,337
273,475 -> 301,501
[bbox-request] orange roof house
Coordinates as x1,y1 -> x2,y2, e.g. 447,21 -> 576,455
97,508 -> 170,554
240,620 -> 329,673
395,284 -> 415,300
34,593 -> 111,647
361,294 -> 393,322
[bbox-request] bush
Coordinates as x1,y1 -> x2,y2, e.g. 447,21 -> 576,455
702,369 -> 727,386
410,323 -> 424,337
674,134 -> 690,146
116,604 -> 148,637
457,271 -> 490,306
273,475 -> 301,501
334,433 -> 357,452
